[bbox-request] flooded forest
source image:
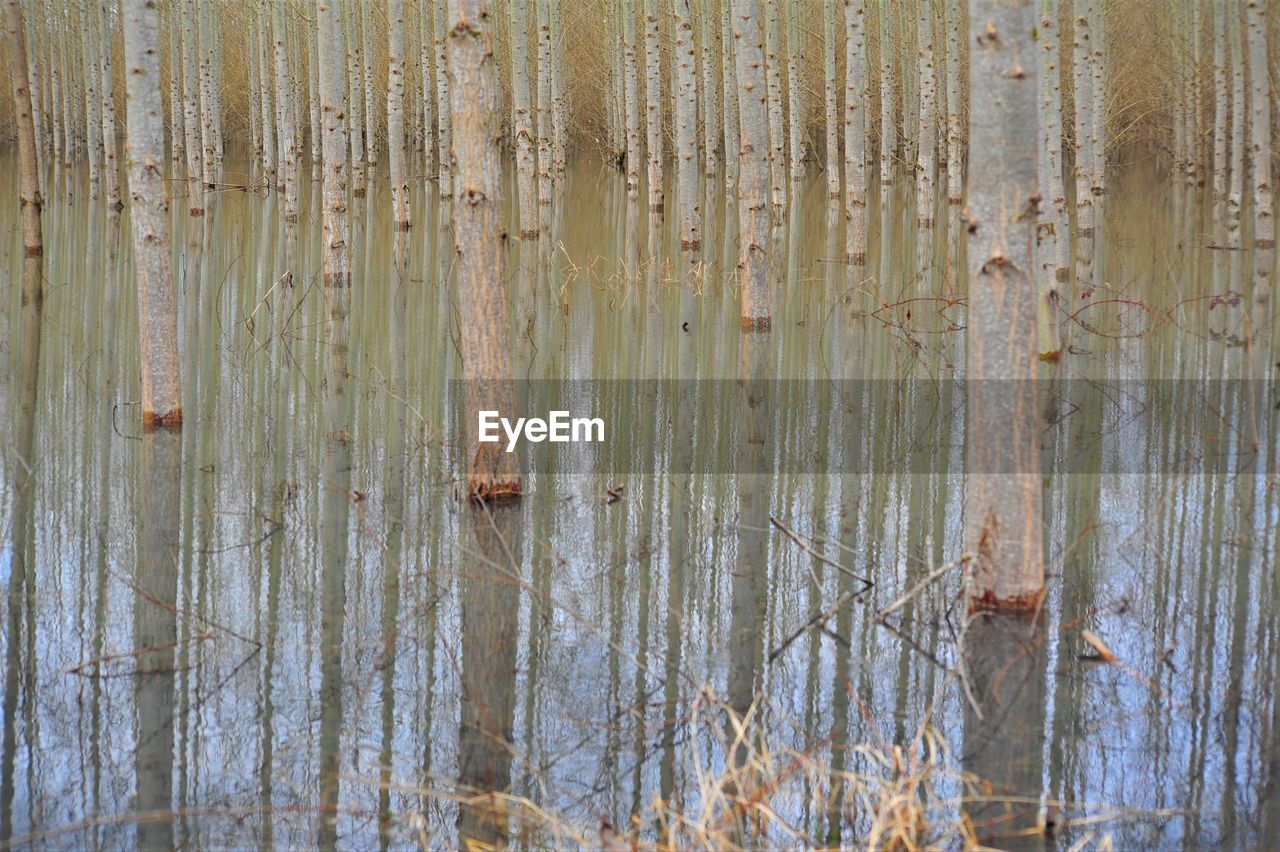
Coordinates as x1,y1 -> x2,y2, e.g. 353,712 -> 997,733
1,0 -> 1279,848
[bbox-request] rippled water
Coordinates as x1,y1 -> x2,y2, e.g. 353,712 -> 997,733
1,152 -> 1278,848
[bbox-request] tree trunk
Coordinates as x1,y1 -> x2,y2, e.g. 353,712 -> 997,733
182,0 -> 203,214
123,0 -> 182,427
272,0 -> 298,222
944,0 -> 962,205
98,0 -> 119,209
450,0 -> 522,501
1037,0 -> 1065,360
674,0 -> 701,249
1246,0 -> 1273,253
699,0 -> 720,175
511,0 -> 537,236
317,0 -> 349,289
824,0 -> 839,198
915,0 -> 937,227
1088,0 -> 1105,198
763,0 -> 785,211
1212,0 -> 1228,206
419,0 -> 435,178
722,0 -> 740,184
1071,0 -> 1093,235
309,10 -> 323,180
388,0 -> 410,230
786,0 -> 805,184
878,0 -> 894,185
965,0 -> 1043,609
622,0 -> 642,198
550,0 -> 567,175
537,0 -> 554,218
733,0 -> 772,327
435,0 -> 452,196
345,1 -> 366,198
1226,0 -> 1244,249
643,0 -> 664,210
360,0 -> 377,172
83,0 -> 102,200
844,0 -> 867,264
258,9 -> 277,183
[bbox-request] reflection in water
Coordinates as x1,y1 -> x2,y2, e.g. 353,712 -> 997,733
0,156 -> 1278,848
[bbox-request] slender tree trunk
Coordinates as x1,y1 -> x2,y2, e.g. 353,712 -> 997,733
511,0 -> 537,236
1072,0 -> 1093,235
550,0 -> 567,175
844,0 -> 867,264
345,1 -> 366,198
878,0 -> 895,185
419,0 -> 435,178
722,0 -> 740,185
786,0 -> 805,184
4,0 -> 42,259
98,0 -> 119,209
1212,0 -> 1228,206
182,0 -> 203,214
824,0 -> 839,198
318,0 -> 349,289
965,0 -> 1044,609
537,0 -> 554,217
250,13 -> 263,157
198,1 -> 217,185
123,0 -> 182,428
450,0 -> 522,500
622,0 -> 642,198
389,0 -> 409,230
1246,0 -> 1273,251
309,11 -> 323,180
608,12 -> 624,161
643,0 -> 664,210
944,0 -> 962,205
435,0 -> 452,196
1039,0 -> 1067,359
361,0 -> 377,172
674,0 -> 701,248
699,0 -> 720,175
1088,0 -> 1105,198
733,0 -> 772,327
763,0 -> 785,211
258,9 -> 277,181
83,0 -> 102,200
1189,1 -> 1202,188
915,0 -> 936,227
1226,0 -> 1244,248
273,0 -> 298,221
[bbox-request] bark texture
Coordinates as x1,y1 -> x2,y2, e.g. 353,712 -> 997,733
124,0 -> 182,427
733,0 -> 772,326
964,0 -> 1044,609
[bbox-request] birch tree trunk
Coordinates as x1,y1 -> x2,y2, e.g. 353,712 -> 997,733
4,0 -> 42,261
733,0 -> 772,327
182,0 -> 203,214
965,0 -> 1043,609
1212,0 -> 1228,206
511,0 -> 537,236
1246,0 -> 1273,253
1088,0 -> 1105,198
345,1 -> 366,198
98,0 -> 119,210
844,0 -> 867,264
944,0 -> 962,205
258,8 -> 276,181
388,0 -> 410,230
1071,0 -> 1093,235
786,0 -> 805,184
419,0 -> 435,178
622,0 -> 643,199
1226,0 -> 1244,248
309,10 -> 323,180
643,0 -> 664,211
674,0 -> 701,248
537,0 -> 554,216
198,2 -> 217,185
824,0 -> 839,198
722,0 -> 740,184
123,0 -> 182,427
1188,1 -> 1202,189
318,0 -> 349,290
435,0 -> 453,196
450,0 -> 522,500
83,0 -> 102,199
272,0 -> 298,222
878,1 -> 895,185
915,0 -> 937,227
360,0 -> 377,172
763,0 -> 785,211
1037,0 -> 1065,360
550,0 -> 567,174
700,0 -> 720,175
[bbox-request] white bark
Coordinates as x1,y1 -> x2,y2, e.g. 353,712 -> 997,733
435,0 -> 452,196
272,0 -> 298,221
915,0 -> 936,227
419,0 -> 435,177
1227,0 -> 1244,248
786,0 -> 805,184
317,0 -> 349,288
699,0 -> 720,175
1088,0 -> 1105,197
965,0 -> 1044,608
1213,0 -> 1228,206
388,0 -> 409,229
1246,0 -> 1273,252
763,0 -> 785,211
824,0 -> 839,198
1037,0 -> 1065,359
722,0 -> 740,184
512,0 -> 537,236
878,0 -> 894,185
622,0 -> 642,198
537,0 -> 554,214
258,8 -> 276,180
844,0 -> 867,264
98,0 -> 119,209
944,0 -> 962,204
123,0 -> 182,426
181,0 -> 203,214
643,0 -> 664,210
360,0 -> 376,170
344,1 -> 366,197
733,0 -> 772,326
1071,0 -> 1093,235
674,0 -> 701,248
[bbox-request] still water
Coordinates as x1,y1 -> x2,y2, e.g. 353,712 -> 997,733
1,153 -> 1278,848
